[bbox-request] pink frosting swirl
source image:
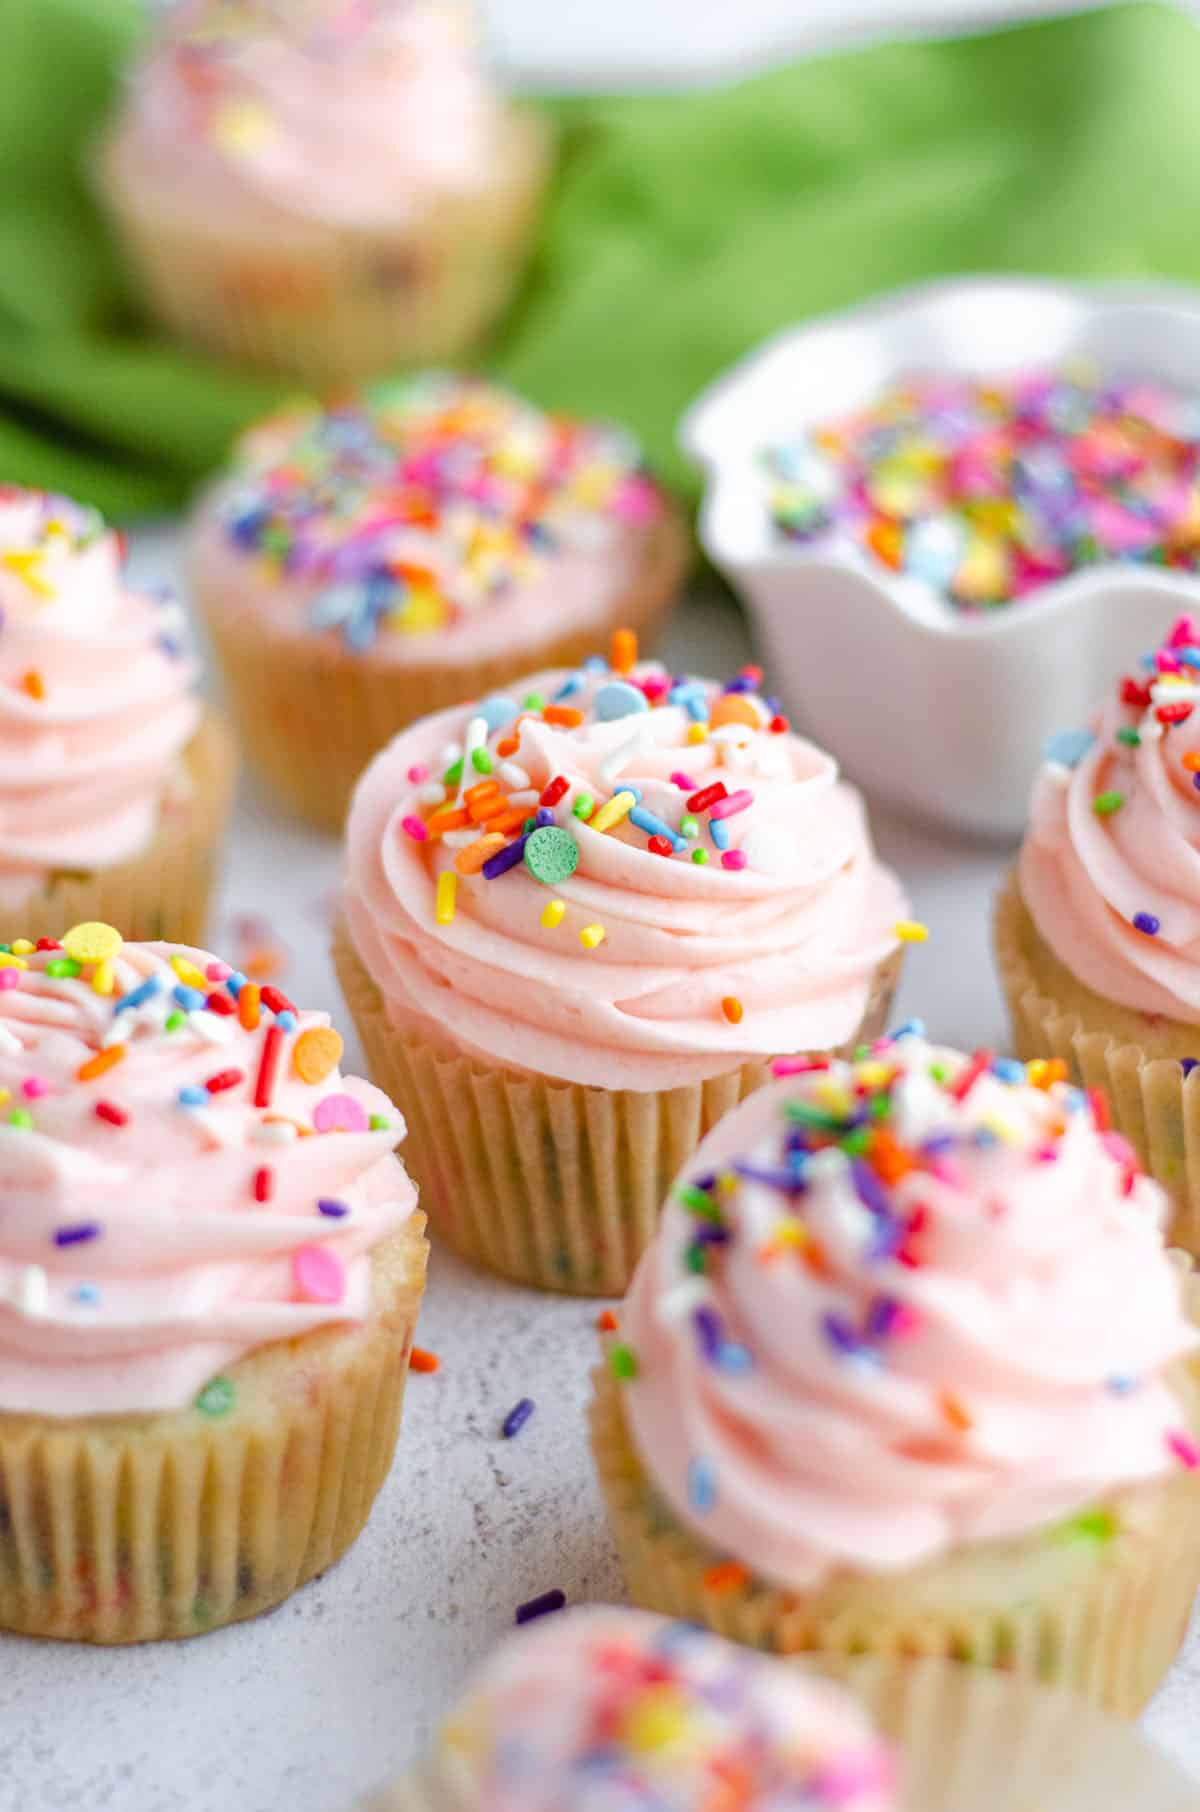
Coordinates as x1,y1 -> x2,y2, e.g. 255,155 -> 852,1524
1020,614 -> 1200,1019
342,653 -> 905,1091
619,1035 -> 1198,1589
115,0 -> 500,228
434,1606 -> 895,1812
0,934 -> 416,1417
0,490 -> 200,907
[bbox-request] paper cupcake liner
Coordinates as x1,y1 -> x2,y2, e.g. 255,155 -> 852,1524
97,112 -> 549,386
0,1217 -> 427,1644
995,873 -> 1200,1258
359,1660 -> 1199,1812
588,1357 -> 1200,1719
335,918 -> 902,1296
0,708 -> 237,951
199,506 -> 689,833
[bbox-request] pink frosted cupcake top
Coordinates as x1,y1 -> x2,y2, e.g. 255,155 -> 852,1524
617,1030 -> 1198,1590
0,925 -> 416,1418
0,488 -> 200,909
190,377 -> 666,669
112,0 -> 500,228
1021,612 -> 1200,1022
342,635 -> 907,1091
433,1606 -> 896,1811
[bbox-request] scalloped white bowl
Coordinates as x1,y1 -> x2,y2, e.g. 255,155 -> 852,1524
681,276 -> 1200,839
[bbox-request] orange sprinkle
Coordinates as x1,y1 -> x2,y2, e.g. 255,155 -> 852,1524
425,806 -> 470,839
77,1044 -> 126,1083
1027,1057 -> 1069,1091
721,996 -> 743,1026
20,670 -> 44,701
802,1238 -> 832,1278
1185,753 -> 1200,772
468,793 -> 511,825
542,704 -> 584,728
409,1347 -> 440,1374
492,805 -> 533,835
611,627 -> 638,675
867,1128 -> 917,1185
596,1309 -> 619,1332
703,1562 -> 749,1595
237,983 -> 261,1031
495,734 -> 520,759
455,833 -> 506,876
463,779 -> 501,807
709,694 -> 761,731
939,1390 -> 974,1433
243,948 -> 285,981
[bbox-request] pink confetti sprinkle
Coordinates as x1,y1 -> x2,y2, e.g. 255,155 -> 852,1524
771,1056 -> 830,1077
1168,1429 -> 1200,1470
721,849 -> 748,870
1170,615 -> 1200,648
407,764 -> 429,784
669,771 -> 696,791
292,1243 -> 346,1305
0,969 -> 20,992
401,815 -> 428,843
709,788 -> 754,821
313,1092 -> 369,1134
21,1077 -> 48,1099
206,961 -> 232,982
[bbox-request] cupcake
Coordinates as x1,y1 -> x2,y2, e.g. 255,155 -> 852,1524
0,487 -> 235,947
97,0 -> 548,385
365,1606 -> 897,1812
590,1030 -> 1200,1715
189,377 -> 687,830
996,610 -> 1200,1256
0,925 -> 427,1643
335,637 -> 907,1294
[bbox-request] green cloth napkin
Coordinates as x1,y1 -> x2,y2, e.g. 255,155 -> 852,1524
3,0 -> 1200,518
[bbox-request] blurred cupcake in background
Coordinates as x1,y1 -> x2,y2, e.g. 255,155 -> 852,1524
188,376 -> 687,830
0,486 -> 235,946
592,1031 -> 1200,1715
97,0 -> 549,384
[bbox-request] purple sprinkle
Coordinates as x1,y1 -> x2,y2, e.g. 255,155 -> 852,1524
865,1295 -> 902,1340
723,676 -> 754,693
694,1223 -> 731,1246
850,1157 -> 891,1219
54,1222 -> 101,1247
1133,912 -> 1161,936
502,1397 -> 535,1438
534,808 -> 555,828
515,1588 -> 565,1625
1193,773 -> 1200,793
1184,1059 -> 1200,1077
733,1158 -> 806,1193
481,836 -> 528,880
821,1311 -> 864,1358
317,1198 -> 350,1218
693,1305 -> 724,1361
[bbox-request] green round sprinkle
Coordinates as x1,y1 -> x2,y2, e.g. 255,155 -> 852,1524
573,793 -> 595,821
1093,791 -> 1125,816
196,1377 -> 235,1417
523,817 -> 537,834
679,814 -> 699,838
522,691 -> 546,711
840,1127 -> 871,1156
368,1114 -> 391,1132
1055,1508 -> 1116,1545
471,747 -> 493,775
677,1183 -> 721,1220
524,826 -> 580,886
45,958 -> 81,979
928,1062 -> 949,1084
164,1010 -> 186,1033
442,758 -> 464,787
691,848 -> 709,865
8,1109 -> 31,1130
609,1344 -> 638,1381
1115,727 -> 1141,748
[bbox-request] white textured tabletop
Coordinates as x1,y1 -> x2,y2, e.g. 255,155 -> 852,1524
0,525 -> 1197,1812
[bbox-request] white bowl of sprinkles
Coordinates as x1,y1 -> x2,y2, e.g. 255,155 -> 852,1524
681,276 -> 1200,839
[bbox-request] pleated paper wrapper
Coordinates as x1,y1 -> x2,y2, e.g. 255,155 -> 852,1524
96,112 -> 550,387
198,506 -> 689,834
335,920 -> 903,1296
359,1658 -> 1199,1812
0,1218 -> 427,1644
996,872 -> 1200,1259
0,707 -> 237,951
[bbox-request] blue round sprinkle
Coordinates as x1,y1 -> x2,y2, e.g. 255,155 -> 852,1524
178,1085 -> 207,1107
1133,912 -> 1161,936
990,1057 -> 1025,1084
1044,727 -> 1095,769
477,694 -> 517,734
276,1010 -> 298,1031
593,680 -> 649,723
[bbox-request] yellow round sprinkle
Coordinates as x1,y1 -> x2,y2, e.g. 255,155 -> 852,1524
169,952 -> 208,990
893,920 -> 929,944
10,940 -> 34,956
63,922 -> 123,965
292,1026 -> 343,1085
685,724 -> 707,745
621,1686 -> 689,1754
435,870 -> 458,926
580,924 -> 606,950
0,953 -> 29,970
541,898 -> 566,930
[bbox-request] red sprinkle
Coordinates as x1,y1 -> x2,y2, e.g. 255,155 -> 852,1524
206,1068 -> 245,1095
253,1166 -> 273,1203
1121,678 -> 1152,708
409,1347 -> 440,1374
648,834 -> 674,856
768,714 -> 790,734
254,1025 -> 284,1109
35,938 -> 61,952
1088,1086 -> 1111,1132
1157,701 -> 1194,727
949,1050 -> 993,1103
262,987 -> 296,1017
539,775 -> 569,808
204,991 -> 236,1016
686,781 -> 728,815
596,1309 -> 619,1332
94,1101 -> 128,1127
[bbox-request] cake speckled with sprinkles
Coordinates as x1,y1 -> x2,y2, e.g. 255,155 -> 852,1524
335,630 -> 908,1295
364,1606 -> 896,1812
0,924 -> 427,1644
0,485 -> 235,946
998,611 -> 1200,1257
189,376 -> 687,829
591,1028 -> 1200,1716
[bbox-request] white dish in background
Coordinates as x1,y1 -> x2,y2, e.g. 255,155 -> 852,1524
681,276 -> 1200,839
